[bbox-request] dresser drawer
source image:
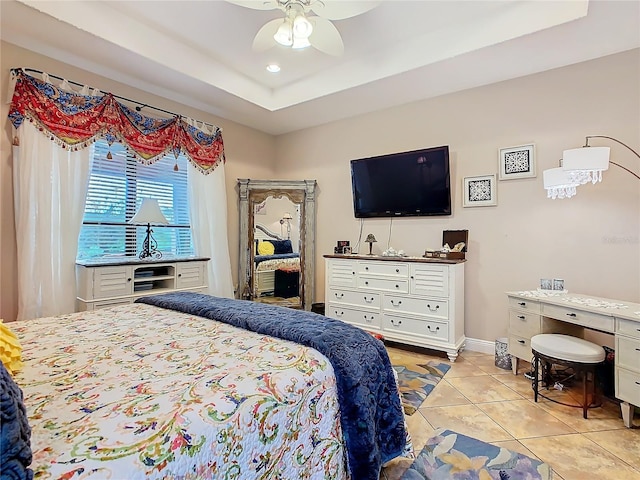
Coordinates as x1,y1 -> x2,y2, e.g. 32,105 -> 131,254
383,295 -> 448,320
509,335 -> 532,361
358,261 -> 408,277
615,335 -> 640,373
358,277 -> 409,294
326,303 -> 381,329
383,315 -> 448,341
617,318 -> 640,339
542,303 -> 614,332
328,288 -> 380,309
509,310 -> 541,338
508,297 -> 541,313
615,367 -> 640,405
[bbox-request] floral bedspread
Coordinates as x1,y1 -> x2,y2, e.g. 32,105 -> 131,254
255,256 -> 300,272
12,303 -> 347,480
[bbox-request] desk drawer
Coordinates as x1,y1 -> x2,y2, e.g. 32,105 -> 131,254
615,367 -> 640,405
616,335 -> 640,373
508,335 -> 532,361
509,310 -> 541,338
617,318 -> 640,340
508,297 -> 541,313
542,304 -> 614,332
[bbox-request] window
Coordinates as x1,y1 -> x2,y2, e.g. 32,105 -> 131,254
77,140 -> 194,260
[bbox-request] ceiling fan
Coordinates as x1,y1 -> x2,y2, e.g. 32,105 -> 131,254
227,0 -> 380,56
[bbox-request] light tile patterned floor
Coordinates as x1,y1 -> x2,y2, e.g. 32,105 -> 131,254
381,344 -> 640,480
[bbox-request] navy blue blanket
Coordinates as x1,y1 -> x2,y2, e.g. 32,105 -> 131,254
136,292 -> 406,480
0,362 -> 33,480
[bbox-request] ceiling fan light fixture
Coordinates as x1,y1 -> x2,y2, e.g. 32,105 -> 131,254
274,19 -> 293,46
292,14 -> 313,38
292,36 -> 311,49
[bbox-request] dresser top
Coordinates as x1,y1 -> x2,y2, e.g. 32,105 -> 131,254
323,254 -> 465,264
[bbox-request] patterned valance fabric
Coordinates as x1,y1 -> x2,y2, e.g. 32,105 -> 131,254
8,69 -> 224,174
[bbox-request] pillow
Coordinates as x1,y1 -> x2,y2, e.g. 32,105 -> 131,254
0,362 -> 33,480
271,239 -> 293,254
257,241 -> 275,256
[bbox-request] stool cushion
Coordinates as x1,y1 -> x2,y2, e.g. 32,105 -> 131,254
531,334 -> 605,363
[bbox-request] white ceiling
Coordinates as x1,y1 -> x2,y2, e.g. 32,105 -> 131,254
2,0 -> 639,135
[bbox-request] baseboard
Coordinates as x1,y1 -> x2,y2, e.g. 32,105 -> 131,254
463,337 -> 495,355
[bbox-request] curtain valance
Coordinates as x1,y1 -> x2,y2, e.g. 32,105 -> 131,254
8,69 -> 224,174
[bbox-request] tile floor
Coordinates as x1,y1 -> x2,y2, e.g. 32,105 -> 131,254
381,344 -> 640,480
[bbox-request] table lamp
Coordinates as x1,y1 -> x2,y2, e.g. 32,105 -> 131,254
365,233 -> 377,255
129,198 -> 169,259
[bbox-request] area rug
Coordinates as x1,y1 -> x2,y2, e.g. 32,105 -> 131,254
393,361 -> 451,415
401,429 -> 553,480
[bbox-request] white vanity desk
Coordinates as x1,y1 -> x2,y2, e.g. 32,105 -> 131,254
506,290 -> 640,427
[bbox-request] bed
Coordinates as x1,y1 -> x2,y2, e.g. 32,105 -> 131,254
4,292 -> 409,480
253,224 -> 300,297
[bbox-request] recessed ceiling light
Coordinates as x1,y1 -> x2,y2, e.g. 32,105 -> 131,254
266,64 -> 281,73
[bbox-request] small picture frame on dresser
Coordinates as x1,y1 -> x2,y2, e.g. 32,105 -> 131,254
540,278 -> 553,290
553,278 -> 565,291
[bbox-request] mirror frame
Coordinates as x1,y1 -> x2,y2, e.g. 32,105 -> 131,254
237,179 -> 317,310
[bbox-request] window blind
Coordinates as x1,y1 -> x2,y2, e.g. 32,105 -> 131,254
77,140 -> 194,260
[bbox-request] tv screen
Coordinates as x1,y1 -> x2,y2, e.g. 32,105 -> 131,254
350,145 -> 451,218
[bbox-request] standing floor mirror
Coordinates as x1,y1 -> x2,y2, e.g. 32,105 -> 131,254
237,179 -> 317,310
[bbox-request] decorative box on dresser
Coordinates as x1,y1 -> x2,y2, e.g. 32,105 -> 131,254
324,254 -> 465,362
76,257 -> 209,311
506,290 -> 640,428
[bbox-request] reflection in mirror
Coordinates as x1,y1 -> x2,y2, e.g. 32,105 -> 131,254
237,179 -> 316,310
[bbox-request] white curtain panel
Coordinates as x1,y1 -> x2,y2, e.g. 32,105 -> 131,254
13,121 -> 92,320
187,161 -> 234,298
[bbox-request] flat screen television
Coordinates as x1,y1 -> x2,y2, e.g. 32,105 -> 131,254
350,145 -> 451,218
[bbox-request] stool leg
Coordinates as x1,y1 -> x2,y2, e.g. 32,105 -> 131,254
533,354 -> 539,402
583,370 -> 588,419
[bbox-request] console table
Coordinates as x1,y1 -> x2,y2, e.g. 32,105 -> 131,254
325,254 -> 465,361
506,290 -> 640,428
76,257 -> 209,311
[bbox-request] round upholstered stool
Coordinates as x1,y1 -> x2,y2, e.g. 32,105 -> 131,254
531,334 -> 605,419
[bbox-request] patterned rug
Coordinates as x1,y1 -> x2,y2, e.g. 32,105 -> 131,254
393,361 -> 451,415
401,429 -> 553,480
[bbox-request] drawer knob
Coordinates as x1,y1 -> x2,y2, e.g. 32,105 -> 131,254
335,293 -> 344,299
365,281 -> 369,285
390,300 -> 402,306
364,296 -> 373,303
518,302 -> 526,306
335,311 -> 344,317
566,313 -> 577,318
427,325 -> 440,332
395,268 -> 399,273
365,266 -> 369,270
518,315 -> 525,320
178,273 -> 182,277
364,315 -> 372,323
127,278 -> 132,282
427,304 -> 440,312
395,284 -> 399,288
391,319 -> 402,326
518,340 -> 525,345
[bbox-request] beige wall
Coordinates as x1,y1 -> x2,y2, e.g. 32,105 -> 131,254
0,41 -> 277,321
2,41 -> 639,348
275,49 -> 640,346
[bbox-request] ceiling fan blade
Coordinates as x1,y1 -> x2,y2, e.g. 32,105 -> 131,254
309,17 -> 344,56
226,0 -> 279,11
310,0 -> 380,20
252,18 -> 281,52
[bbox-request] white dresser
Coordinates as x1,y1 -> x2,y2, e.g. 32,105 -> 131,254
324,255 -> 465,361
76,257 -> 209,311
506,291 -> 640,428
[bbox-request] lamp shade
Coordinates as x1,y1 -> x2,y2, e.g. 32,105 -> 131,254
130,198 -> 169,225
365,234 -> 377,243
562,146 -> 610,185
542,167 -> 580,200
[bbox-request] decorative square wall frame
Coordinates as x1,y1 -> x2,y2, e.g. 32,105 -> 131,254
463,174 -> 497,207
499,143 -> 536,180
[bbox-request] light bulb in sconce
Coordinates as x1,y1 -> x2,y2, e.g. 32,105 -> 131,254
280,212 -> 293,239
